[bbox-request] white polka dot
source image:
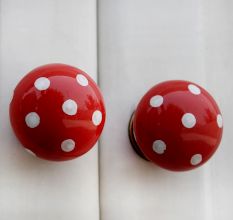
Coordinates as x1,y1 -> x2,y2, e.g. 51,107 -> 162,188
62,99 -> 78,116
25,148 -> 36,157
182,113 -> 196,128
34,77 -> 50,91
150,95 -> 163,107
152,140 -> 166,154
190,154 -> 202,166
188,84 -> 201,95
25,112 -> 40,128
76,74 -> 88,86
217,114 -> 223,128
92,110 -> 102,126
61,139 -> 75,152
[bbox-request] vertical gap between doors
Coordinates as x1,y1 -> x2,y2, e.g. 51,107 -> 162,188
96,0 -> 102,219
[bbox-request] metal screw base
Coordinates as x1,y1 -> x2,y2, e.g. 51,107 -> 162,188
128,112 -> 149,161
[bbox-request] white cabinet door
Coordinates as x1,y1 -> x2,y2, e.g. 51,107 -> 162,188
98,0 -> 233,219
0,1 -> 99,219
1,1 -> 233,219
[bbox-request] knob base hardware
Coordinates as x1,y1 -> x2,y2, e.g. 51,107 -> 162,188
128,112 -> 149,161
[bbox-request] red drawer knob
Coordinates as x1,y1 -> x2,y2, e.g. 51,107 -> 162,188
10,64 -> 106,161
129,80 -> 223,171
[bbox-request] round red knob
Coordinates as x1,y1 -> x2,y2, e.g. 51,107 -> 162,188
10,64 -> 106,161
129,80 -> 223,171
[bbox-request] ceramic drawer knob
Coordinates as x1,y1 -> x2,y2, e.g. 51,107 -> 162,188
10,63 -> 106,161
129,80 -> 223,171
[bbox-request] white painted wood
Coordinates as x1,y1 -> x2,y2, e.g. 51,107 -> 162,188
0,1 -> 232,219
98,0 -> 233,219
0,0 -> 99,219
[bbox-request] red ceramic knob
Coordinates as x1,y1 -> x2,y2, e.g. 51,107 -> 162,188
129,80 -> 223,171
10,64 -> 106,161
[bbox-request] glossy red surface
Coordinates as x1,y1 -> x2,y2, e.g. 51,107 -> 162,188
10,64 -> 106,161
132,80 -> 223,171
